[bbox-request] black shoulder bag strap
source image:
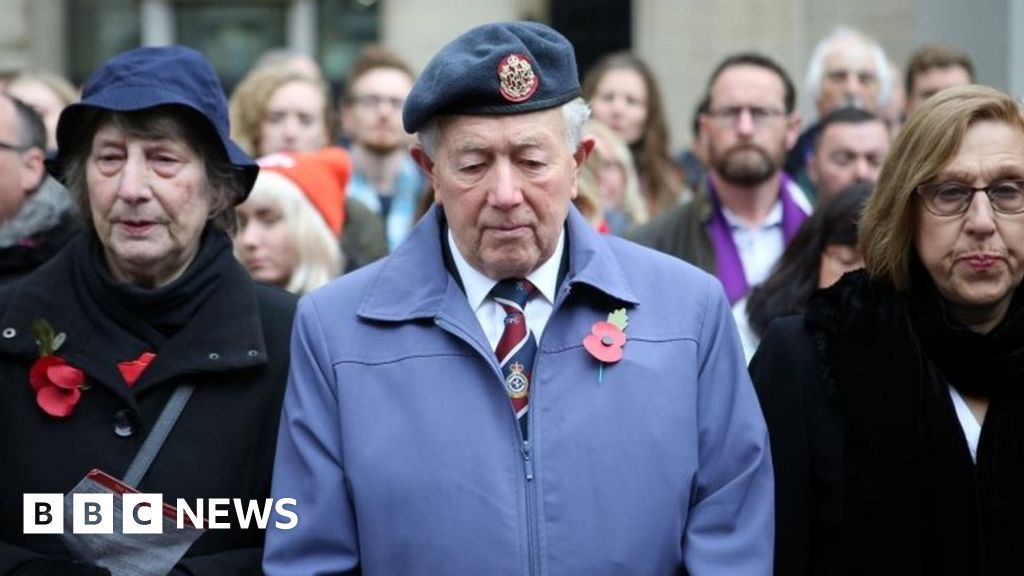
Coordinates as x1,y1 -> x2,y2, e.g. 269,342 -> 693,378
122,384 -> 196,488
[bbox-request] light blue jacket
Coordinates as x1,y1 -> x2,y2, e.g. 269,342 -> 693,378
264,206 -> 774,576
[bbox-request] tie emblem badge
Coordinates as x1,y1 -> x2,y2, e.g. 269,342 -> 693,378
505,361 -> 529,398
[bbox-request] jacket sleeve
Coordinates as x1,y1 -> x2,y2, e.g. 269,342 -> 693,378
749,316 -> 837,576
682,277 -> 774,576
0,541 -> 37,575
262,296 -> 360,576
173,548 -> 263,575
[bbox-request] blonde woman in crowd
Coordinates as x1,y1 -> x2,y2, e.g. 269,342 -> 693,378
582,52 -> 685,217
571,173 -> 608,233
580,120 -> 648,235
235,148 -> 350,295
229,63 -> 332,157
6,69 -> 79,151
230,59 -> 387,272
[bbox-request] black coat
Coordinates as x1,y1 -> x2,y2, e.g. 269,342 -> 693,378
0,233 -> 296,575
750,271 -> 1024,576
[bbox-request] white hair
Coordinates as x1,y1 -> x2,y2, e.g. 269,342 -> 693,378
416,97 -> 591,160
804,26 -> 892,113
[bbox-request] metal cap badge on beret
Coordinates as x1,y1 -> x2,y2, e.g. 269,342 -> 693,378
53,45 -> 259,202
403,21 -> 581,133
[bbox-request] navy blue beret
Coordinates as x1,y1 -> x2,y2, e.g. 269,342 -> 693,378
403,21 -> 581,133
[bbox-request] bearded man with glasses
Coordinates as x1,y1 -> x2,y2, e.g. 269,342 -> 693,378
630,52 -> 811,305
340,44 -> 427,254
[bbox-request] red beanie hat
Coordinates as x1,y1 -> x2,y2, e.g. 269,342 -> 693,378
257,147 -> 352,236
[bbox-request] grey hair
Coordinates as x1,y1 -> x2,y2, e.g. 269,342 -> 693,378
417,97 -> 591,160
804,26 -> 892,112
4,95 -> 47,151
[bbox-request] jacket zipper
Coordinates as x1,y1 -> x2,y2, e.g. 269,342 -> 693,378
435,315 -> 541,574
520,281 -> 570,576
522,439 -> 539,576
437,280 -> 576,576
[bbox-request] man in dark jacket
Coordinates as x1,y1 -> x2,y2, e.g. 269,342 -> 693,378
0,93 -> 78,283
629,53 -> 810,305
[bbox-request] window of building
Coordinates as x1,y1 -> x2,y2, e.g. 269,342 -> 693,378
551,0 -> 632,80
68,0 -> 141,86
175,0 -> 288,91
66,0 -> 380,94
317,0 -> 380,83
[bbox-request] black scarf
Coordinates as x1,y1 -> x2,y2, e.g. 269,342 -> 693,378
908,259 -> 1024,398
71,226 -> 234,361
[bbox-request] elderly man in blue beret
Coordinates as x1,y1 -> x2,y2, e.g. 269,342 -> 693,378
264,21 -> 773,576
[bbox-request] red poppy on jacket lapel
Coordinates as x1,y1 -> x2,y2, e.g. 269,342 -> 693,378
30,355 -> 86,418
118,352 -> 157,388
30,317 -> 88,418
583,309 -> 629,384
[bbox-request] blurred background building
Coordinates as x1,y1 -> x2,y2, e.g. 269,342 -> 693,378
0,0 -> 1021,150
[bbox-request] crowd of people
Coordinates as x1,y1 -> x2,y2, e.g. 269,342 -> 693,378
0,16 -> 1017,576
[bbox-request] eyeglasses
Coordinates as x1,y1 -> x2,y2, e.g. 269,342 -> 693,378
350,94 -> 405,110
705,106 -> 786,127
917,179 -> 1024,216
824,69 -> 878,86
0,140 -> 29,153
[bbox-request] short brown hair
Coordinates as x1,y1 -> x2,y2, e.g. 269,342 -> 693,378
904,44 -> 975,96
343,45 -> 415,103
860,85 -> 1024,291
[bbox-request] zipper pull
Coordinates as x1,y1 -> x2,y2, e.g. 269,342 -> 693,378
522,440 -> 535,481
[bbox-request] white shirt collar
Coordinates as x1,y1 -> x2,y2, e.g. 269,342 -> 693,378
720,199 -> 783,231
448,228 -> 563,311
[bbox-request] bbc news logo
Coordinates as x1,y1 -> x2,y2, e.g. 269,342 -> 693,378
24,494 -> 298,534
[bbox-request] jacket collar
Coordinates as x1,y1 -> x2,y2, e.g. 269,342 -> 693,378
0,176 -> 73,248
358,205 -> 639,323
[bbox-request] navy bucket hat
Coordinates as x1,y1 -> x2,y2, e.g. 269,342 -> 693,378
403,21 -> 581,134
54,45 -> 258,201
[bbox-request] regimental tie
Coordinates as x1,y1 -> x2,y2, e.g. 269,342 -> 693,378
491,278 -> 538,439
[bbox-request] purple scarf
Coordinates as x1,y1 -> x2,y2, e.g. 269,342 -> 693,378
706,175 -> 809,304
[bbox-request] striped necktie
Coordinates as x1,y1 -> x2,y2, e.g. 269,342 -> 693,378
491,278 -> 537,439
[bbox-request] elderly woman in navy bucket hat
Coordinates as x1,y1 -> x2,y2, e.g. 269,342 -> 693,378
0,46 -> 295,575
